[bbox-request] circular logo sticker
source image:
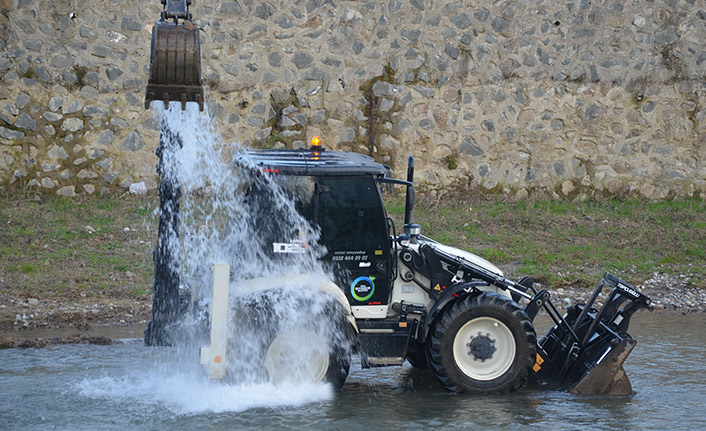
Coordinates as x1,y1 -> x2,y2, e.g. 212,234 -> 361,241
351,276 -> 375,302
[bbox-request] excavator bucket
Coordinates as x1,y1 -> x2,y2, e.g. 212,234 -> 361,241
145,20 -> 204,111
531,273 -> 652,395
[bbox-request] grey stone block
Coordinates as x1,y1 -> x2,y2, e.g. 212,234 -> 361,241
655,26 -> 679,45
278,116 -> 295,127
218,1 -> 243,14
122,78 -> 143,90
121,17 -> 141,31
61,72 -> 78,84
275,15 -> 294,29
80,86 -> 99,100
96,130 -> 115,146
461,137 -> 484,156
16,93 -> 30,110
642,101 -> 656,113
104,172 -> 118,184
23,39 -> 43,52
450,13 -> 471,29
410,0 -> 425,11
110,118 -> 129,129
268,52 -> 282,67
304,67 -> 325,80
254,3 -> 273,19
413,85 -> 435,98
223,63 -> 240,76
63,100 -> 83,115
293,113 -> 308,126
79,26 -> 99,39
353,40 -> 364,55
120,131 -> 145,151
574,28 -> 596,38
554,162 -> 565,176
445,43 -> 460,60
336,127 -> 356,144
125,93 -> 141,106
83,106 -> 107,117
247,117 -> 264,127
97,158 -> 113,169
0,126 -> 25,140
373,81 -> 401,97
262,71 -> 277,84
49,55 -> 73,69
491,17 -> 508,33
398,119 -> 412,133
482,120 -> 495,132
105,67 -> 123,81
143,118 -> 160,131
48,97 -> 65,112
43,111 -> 63,122
41,177 -> 56,188
441,27 -> 457,39
61,118 -> 83,132
35,66 -> 51,82
401,29 -> 421,43
15,113 -> 36,130
312,109 -> 326,124
292,52 -> 314,69
92,44 -> 113,58
47,145 -> 69,160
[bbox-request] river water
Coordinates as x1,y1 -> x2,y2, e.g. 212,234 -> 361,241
0,313 -> 704,430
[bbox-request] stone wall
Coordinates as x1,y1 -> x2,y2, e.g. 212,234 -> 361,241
1,0 -> 705,199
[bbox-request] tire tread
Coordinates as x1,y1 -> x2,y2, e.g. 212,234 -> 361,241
426,292 -> 536,393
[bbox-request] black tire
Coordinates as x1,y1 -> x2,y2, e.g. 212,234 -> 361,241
405,340 -> 429,369
426,292 -> 536,393
263,316 -> 352,390
325,344 -> 351,390
233,292 -> 352,389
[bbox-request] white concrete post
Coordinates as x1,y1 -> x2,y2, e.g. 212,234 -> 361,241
200,262 -> 230,379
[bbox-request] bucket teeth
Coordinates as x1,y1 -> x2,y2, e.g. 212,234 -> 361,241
145,21 -> 205,111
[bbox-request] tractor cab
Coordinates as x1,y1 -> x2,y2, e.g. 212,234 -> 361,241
247,145 -> 395,308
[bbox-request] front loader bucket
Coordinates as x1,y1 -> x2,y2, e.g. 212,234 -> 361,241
569,338 -> 636,395
145,21 -> 204,111
532,273 -> 652,395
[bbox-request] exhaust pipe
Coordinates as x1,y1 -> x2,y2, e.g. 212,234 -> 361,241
403,156 -> 420,240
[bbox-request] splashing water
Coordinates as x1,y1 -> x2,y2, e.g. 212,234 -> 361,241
77,370 -> 333,415
79,103 -> 347,412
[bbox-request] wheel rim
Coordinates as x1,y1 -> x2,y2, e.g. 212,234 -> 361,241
452,316 -> 516,381
265,328 -> 329,384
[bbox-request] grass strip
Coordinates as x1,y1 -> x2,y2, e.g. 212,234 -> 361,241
1,191 -> 703,301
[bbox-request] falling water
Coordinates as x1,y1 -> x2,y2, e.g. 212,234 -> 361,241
78,103 -> 347,412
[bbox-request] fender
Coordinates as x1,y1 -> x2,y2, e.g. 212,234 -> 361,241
233,274 -> 358,333
420,280 -> 488,341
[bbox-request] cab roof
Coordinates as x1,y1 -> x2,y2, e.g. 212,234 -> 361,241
246,148 -> 388,176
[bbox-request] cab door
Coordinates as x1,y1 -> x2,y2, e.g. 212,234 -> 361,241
318,175 -> 391,306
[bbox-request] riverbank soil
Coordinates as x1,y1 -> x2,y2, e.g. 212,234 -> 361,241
0,193 -> 155,332
1,192 -> 704,336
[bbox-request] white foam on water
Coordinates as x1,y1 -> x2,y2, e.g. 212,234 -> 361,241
76,374 -> 332,415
